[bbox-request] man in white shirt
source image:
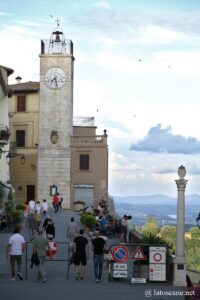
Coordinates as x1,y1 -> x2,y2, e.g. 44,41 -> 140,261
29,199 -> 35,214
41,199 -> 48,219
6,226 -> 26,281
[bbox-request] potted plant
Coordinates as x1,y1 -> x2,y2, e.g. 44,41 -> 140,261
80,212 -> 97,229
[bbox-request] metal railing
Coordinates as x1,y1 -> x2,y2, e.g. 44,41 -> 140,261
25,241 -> 70,280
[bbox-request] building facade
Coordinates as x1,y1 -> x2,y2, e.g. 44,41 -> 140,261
8,80 -> 39,203
8,27 -> 108,209
0,65 -> 14,209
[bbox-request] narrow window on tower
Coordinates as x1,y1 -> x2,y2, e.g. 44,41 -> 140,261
17,95 -> 26,112
80,154 -> 89,170
16,130 -> 25,147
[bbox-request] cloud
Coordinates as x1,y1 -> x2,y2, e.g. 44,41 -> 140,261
14,20 -> 41,27
92,1 -> 111,9
0,11 -> 13,16
130,124 -> 200,154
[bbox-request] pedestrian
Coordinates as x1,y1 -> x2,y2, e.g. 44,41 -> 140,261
26,213 -> 36,241
58,197 -> 63,211
35,212 -> 42,232
73,229 -> 89,280
41,199 -> 48,220
67,217 -> 79,244
126,215 -> 135,243
119,215 -> 128,243
33,228 -> 52,283
29,199 -> 35,214
53,193 -> 59,213
45,218 -> 55,240
0,214 -> 7,232
35,201 -> 41,214
6,226 -> 26,281
92,230 -> 106,283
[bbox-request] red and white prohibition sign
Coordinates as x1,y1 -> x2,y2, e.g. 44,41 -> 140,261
153,252 -> 162,262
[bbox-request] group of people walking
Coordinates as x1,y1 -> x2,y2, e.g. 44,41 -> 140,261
6,210 -> 107,284
67,217 -> 106,282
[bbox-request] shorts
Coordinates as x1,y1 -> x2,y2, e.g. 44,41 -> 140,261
74,253 -> 87,266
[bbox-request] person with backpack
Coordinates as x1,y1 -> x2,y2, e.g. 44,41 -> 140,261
44,218 -> 55,240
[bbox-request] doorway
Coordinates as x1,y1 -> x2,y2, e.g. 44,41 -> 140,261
26,185 -> 35,203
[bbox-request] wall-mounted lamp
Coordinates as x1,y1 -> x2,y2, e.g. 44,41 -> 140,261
0,148 -> 26,165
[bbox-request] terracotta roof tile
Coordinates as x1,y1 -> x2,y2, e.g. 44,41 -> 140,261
8,81 -> 39,92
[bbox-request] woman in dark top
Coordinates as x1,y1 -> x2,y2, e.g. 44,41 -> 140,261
43,218 -> 55,240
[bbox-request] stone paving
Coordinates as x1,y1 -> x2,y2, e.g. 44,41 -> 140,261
0,209 -> 186,300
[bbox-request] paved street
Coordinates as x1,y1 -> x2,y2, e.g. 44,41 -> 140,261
0,209 -> 186,300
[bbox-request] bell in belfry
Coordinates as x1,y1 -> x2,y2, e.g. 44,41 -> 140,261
55,31 -> 61,43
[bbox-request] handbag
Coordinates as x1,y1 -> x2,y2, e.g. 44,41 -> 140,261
30,252 -> 40,268
69,252 -> 75,265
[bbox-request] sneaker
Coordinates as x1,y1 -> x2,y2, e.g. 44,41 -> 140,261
80,276 -> 84,280
95,279 -> 100,283
75,273 -> 80,280
17,272 -> 23,280
40,279 -> 47,283
10,277 -> 15,281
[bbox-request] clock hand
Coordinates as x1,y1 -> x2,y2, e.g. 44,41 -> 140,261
51,76 -> 58,87
54,76 -> 58,87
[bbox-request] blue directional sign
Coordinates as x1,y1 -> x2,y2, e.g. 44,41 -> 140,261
112,246 -> 129,263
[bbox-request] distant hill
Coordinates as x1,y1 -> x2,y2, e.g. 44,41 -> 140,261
113,194 -> 200,205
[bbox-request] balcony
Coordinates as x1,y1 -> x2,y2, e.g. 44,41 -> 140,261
70,135 -> 107,146
0,126 -> 10,145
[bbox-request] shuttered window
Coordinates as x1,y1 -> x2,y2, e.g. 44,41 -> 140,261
16,130 -> 25,147
80,154 -> 89,170
17,95 -> 26,112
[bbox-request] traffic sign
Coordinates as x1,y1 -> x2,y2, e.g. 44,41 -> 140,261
112,246 -> 129,263
46,241 -> 58,256
113,271 -> 128,278
149,247 -> 166,264
113,263 -> 127,271
132,246 -> 147,261
149,264 -> 166,281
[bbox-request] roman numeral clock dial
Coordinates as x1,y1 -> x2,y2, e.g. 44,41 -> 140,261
45,67 -> 66,89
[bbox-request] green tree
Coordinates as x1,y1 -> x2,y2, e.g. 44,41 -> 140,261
142,223 -> 159,236
142,217 -> 159,236
185,238 -> 200,272
5,191 -> 15,213
189,226 -> 200,239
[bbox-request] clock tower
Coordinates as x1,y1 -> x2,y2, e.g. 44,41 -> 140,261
37,23 -> 74,208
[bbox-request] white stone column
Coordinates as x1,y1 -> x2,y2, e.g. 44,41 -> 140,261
173,165 -> 187,287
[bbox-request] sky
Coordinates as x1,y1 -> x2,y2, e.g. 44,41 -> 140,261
1,0 -> 200,197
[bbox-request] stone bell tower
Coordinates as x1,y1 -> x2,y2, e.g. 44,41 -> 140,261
37,21 -> 74,208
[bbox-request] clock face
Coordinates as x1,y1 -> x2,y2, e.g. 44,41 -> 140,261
45,68 -> 66,89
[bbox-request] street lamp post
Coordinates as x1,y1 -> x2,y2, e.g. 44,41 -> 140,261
173,165 -> 187,287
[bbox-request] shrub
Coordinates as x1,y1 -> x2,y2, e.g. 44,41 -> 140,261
16,203 -> 26,211
80,213 -> 97,227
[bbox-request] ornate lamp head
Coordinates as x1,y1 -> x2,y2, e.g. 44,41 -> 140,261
178,165 -> 186,179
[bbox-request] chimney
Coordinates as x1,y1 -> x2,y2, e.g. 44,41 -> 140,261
15,76 -> 22,84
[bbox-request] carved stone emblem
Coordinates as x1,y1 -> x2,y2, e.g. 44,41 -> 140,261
50,130 -> 58,144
